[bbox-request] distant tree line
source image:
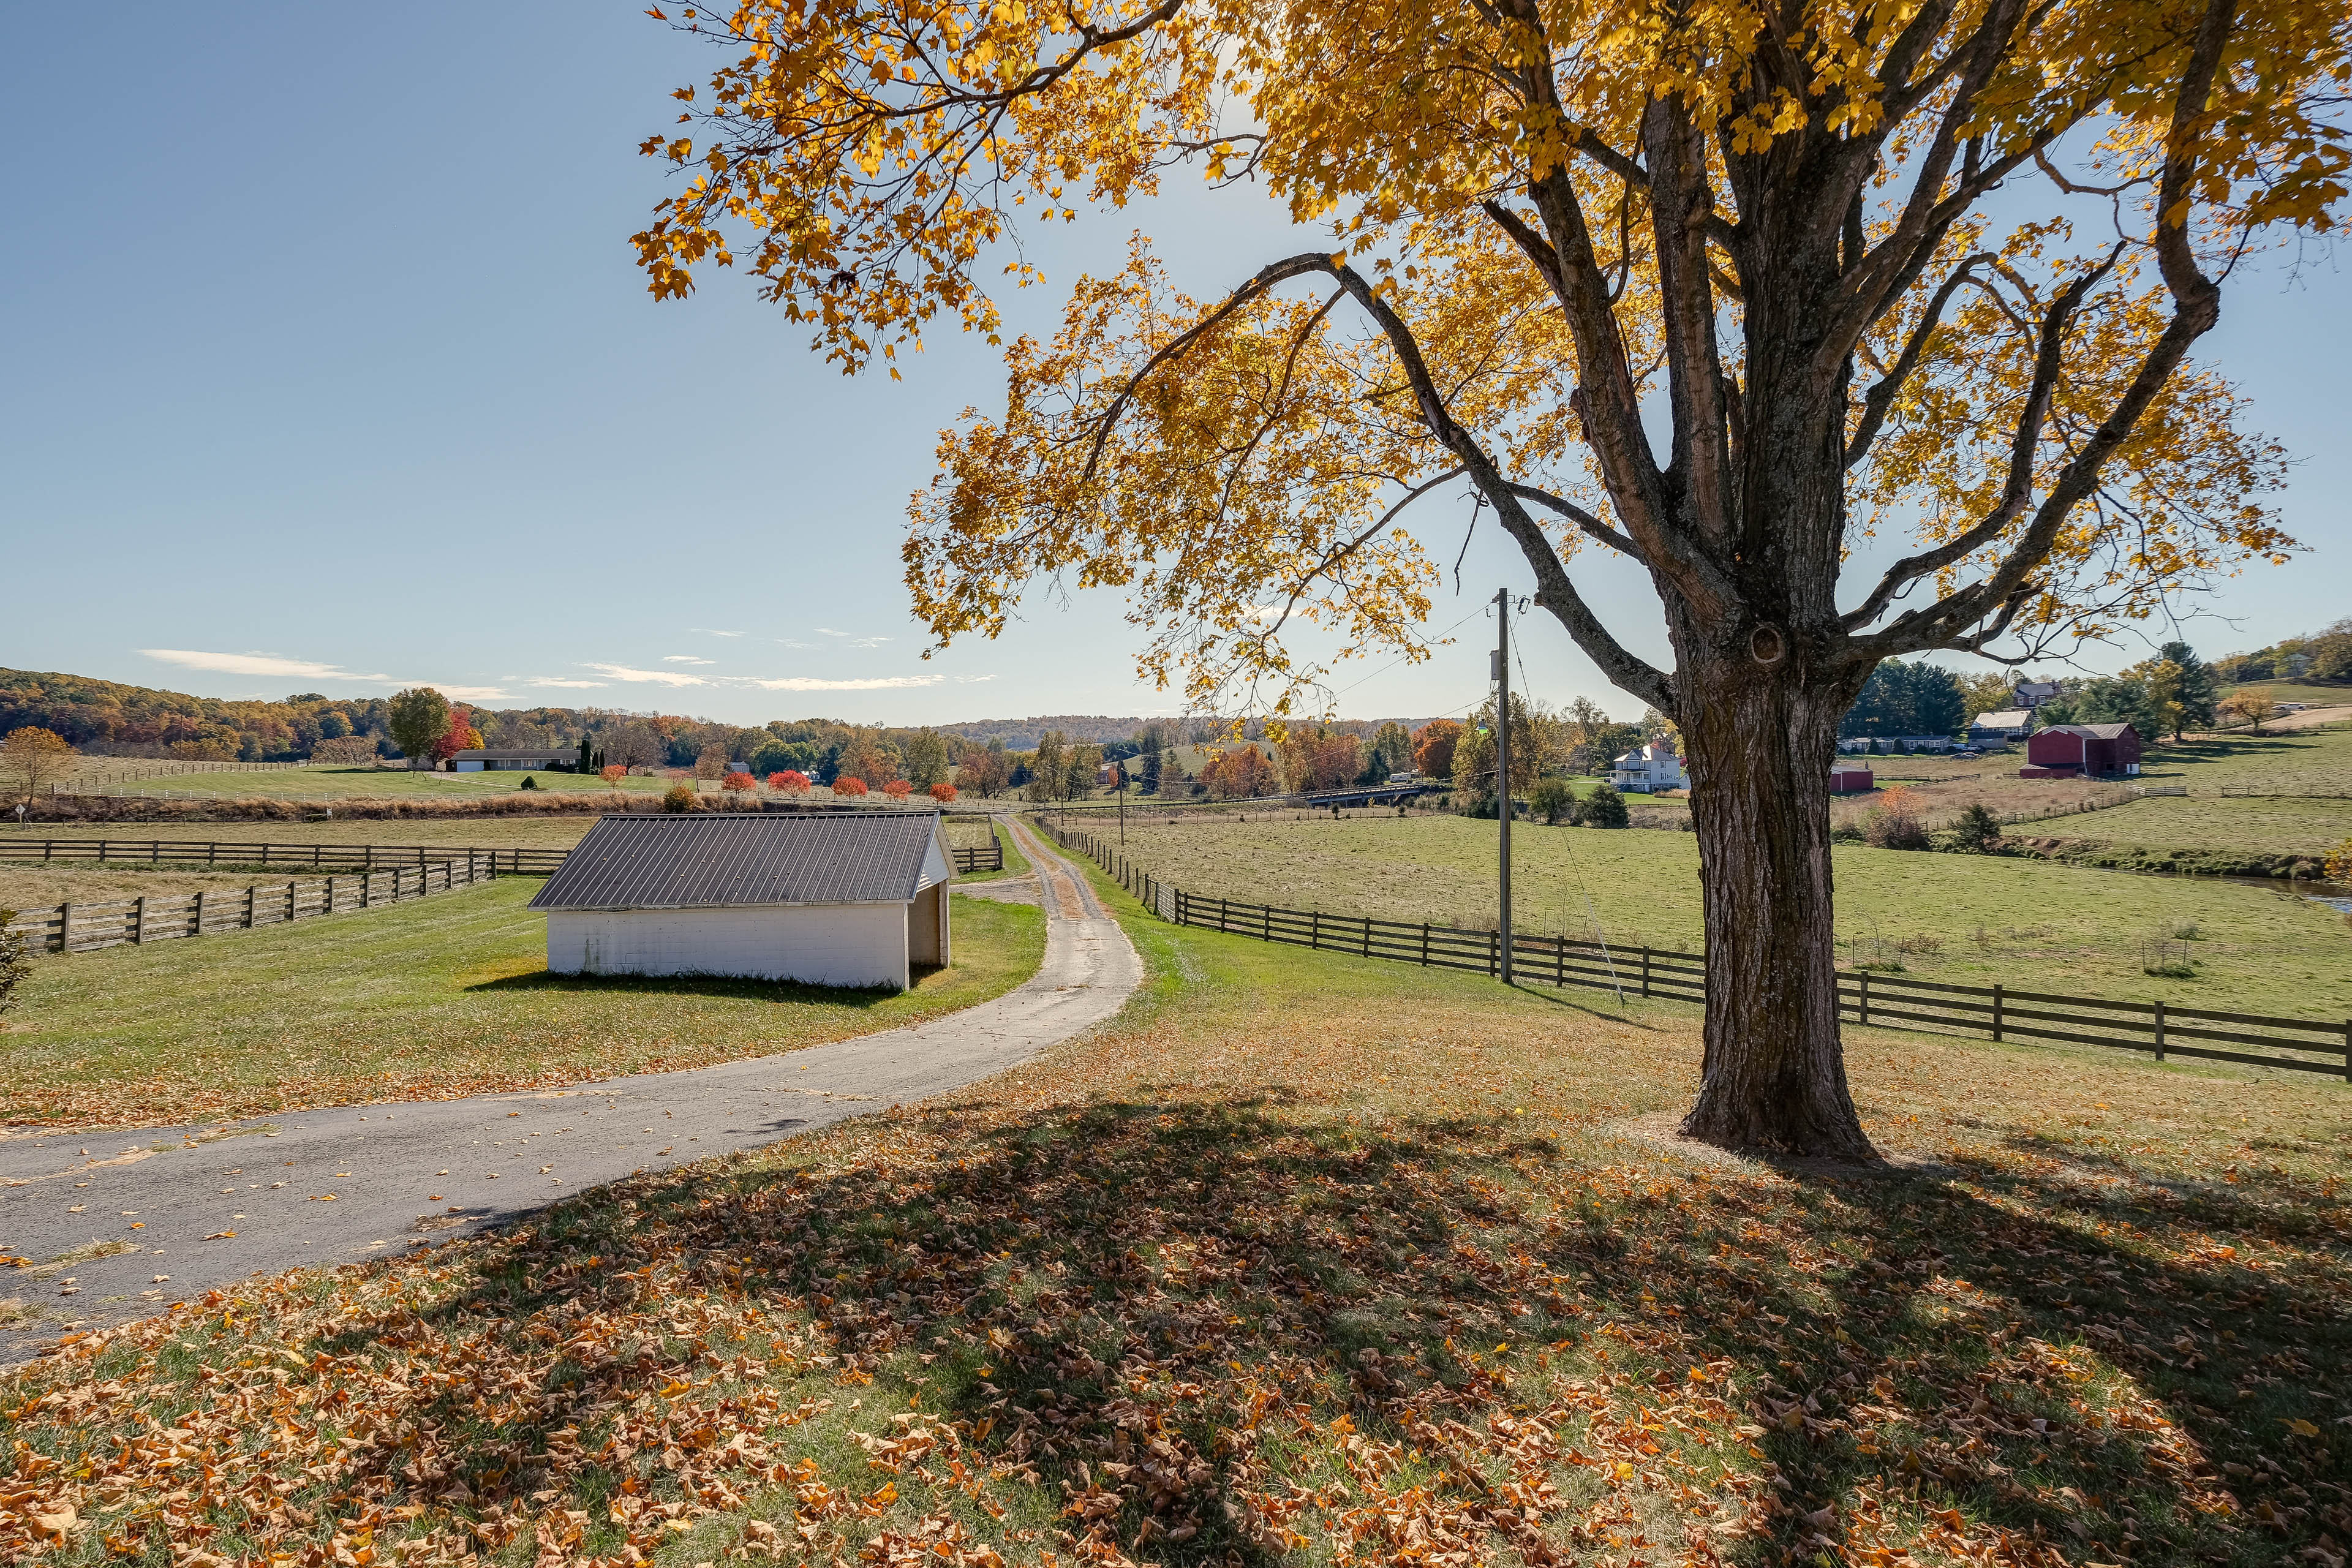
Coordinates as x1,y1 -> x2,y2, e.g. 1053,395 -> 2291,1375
2210,619 -> 2352,687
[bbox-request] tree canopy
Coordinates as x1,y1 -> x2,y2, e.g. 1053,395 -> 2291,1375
637,0 -> 2340,718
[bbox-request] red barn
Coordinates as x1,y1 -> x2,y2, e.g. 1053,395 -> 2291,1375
2021,722 -> 2143,778
1828,764 -> 1875,794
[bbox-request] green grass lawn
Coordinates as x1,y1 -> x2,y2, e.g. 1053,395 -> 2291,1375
0,880 -> 1046,1129
7,842 -> 2343,1568
1107,813 -> 2352,1016
2061,794 -> 2352,856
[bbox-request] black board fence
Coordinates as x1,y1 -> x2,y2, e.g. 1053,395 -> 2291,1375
3,854 -> 497,956
1033,816 -> 2352,1082
952,842 -> 1005,874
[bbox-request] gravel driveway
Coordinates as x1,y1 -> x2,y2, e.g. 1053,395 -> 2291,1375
0,820 -> 1136,1363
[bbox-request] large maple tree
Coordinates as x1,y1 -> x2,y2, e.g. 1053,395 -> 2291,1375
635,0 -> 2346,1156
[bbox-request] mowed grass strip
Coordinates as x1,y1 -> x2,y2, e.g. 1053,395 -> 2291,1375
3,856 -> 2342,1567
1108,812 -> 2352,1016
0,880 -> 1046,1128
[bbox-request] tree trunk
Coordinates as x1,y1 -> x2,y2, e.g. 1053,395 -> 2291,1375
1674,649 -> 1879,1161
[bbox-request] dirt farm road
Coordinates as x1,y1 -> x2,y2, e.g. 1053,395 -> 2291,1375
0,821 -> 1139,1364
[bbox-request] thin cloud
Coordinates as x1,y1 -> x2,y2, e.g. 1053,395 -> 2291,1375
141,649 -> 393,681
141,647 -> 501,699
662,655 -> 715,665
691,627 -> 743,638
584,662 -> 709,687
742,674 -> 944,691
815,628 -> 848,637
526,677 -> 609,689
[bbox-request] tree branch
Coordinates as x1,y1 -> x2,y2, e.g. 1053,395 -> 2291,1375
1501,483 -> 1647,562
1844,252 -> 1994,470
1853,0 -> 2237,662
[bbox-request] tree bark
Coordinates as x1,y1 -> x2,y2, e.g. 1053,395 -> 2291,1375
1673,647 -> 1879,1161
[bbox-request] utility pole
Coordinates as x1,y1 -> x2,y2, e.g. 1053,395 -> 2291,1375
1117,760 -> 1127,843
1494,587 -> 1513,986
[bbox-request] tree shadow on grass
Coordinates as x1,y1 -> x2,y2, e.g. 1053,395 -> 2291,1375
255,1092 -> 2348,1567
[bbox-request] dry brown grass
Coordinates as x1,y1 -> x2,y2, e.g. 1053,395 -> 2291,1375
3,865 -> 2343,1567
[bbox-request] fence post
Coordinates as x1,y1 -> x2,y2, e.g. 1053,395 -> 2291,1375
1555,935 -> 1566,989
1992,983 -> 2004,1043
1310,909 -> 1320,949
2343,1020 -> 2350,1085
1640,946 -> 1652,1000
1490,929 -> 1499,979
1859,971 -> 1870,1028
287,881 -> 296,923
1421,923 -> 1430,966
1362,914 -> 1371,958
2153,1000 -> 2166,1063
244,886 -> 255,929
133,895 -> 145,944
195,888 -> 207,937
59,902 -> 74,954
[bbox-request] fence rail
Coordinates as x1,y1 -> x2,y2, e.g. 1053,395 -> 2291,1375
952,842 -> 1005,873
0,838 -> 569,876
1033,818 -> 2352,1082
3,855 -> 497,956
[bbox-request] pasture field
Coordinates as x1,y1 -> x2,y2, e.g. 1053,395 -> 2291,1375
2215,679 -> 2352,708
2066,793 -> 2352,856
1104,812 -> 2352,1016
1,817 -> 608,851
0,864 -> 300,909
0,880 -> 1045,1129
63,763 -> 666,801
2138,724 -> 2352,794
6,846 -> 2343,1568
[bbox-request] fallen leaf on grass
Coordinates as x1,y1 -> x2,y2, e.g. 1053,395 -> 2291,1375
202,1231 -> 237,1241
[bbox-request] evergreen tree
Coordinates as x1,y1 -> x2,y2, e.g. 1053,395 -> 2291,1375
2158,641 -> 2218,731
1138,744 -> 1161,794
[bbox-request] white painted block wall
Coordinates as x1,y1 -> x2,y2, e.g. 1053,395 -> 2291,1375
546,903 -> 911,989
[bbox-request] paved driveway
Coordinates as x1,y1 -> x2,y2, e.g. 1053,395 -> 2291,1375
0,821 -> 1136,1363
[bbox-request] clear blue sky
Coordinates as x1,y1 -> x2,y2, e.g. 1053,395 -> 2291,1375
5,4 -> 2343,729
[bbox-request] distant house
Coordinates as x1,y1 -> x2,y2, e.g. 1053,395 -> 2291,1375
2013,680 -> 2062,709
1968,709 -> 2033,743
528,812 -> 952,989
450,748 -> 569,772
2021,723 -> 2144,779
1611,742 -> 1687,793
1828,764 -> 1875,794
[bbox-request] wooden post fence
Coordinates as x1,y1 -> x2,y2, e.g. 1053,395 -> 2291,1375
1022,812 -> 2352,1082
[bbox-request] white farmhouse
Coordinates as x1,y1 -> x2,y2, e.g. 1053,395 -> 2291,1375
529,812 -> 952,990
1610,742 -> 1687,793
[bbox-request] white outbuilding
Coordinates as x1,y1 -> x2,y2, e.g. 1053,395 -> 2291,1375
529,812 -> 953,990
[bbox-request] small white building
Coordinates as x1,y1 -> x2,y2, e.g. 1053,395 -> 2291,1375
1610,742 -> 1687,793
529,812 -> 952,990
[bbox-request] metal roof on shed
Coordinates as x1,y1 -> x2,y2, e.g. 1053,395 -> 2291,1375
528,812 -> 944,911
